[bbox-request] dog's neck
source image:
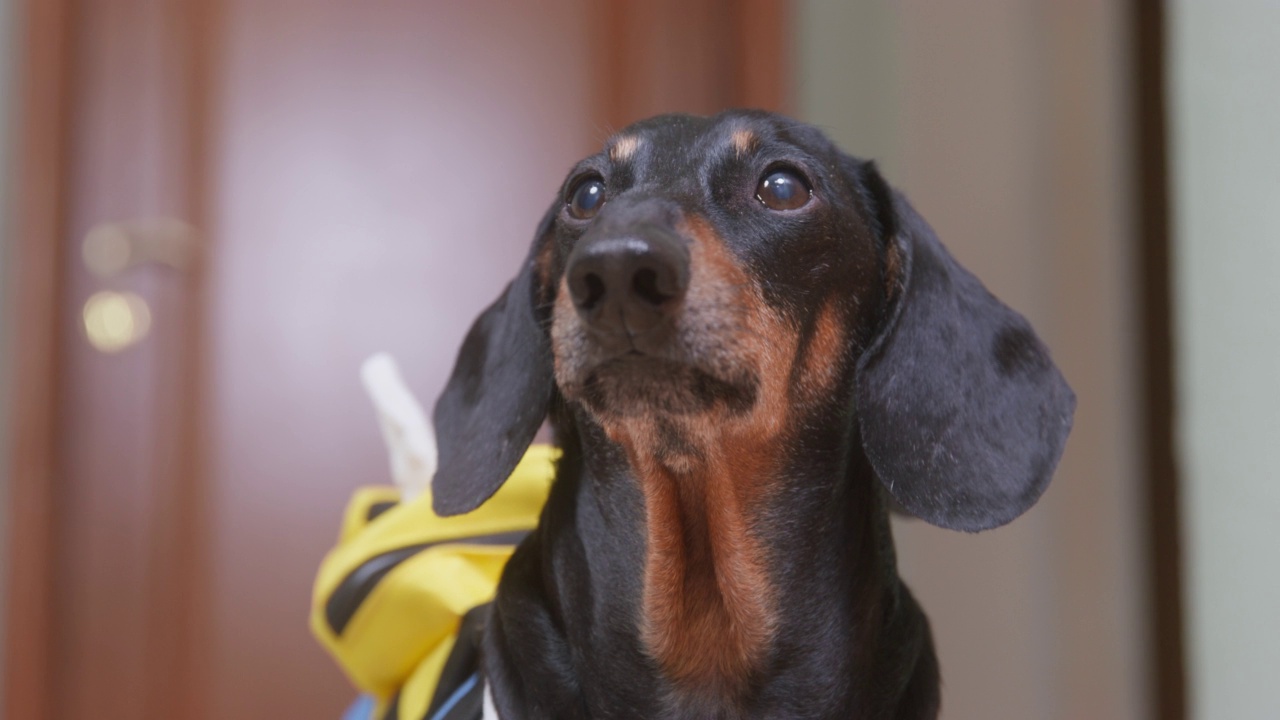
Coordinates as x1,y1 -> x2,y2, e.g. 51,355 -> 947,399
483,404 -> 939,719
606,414 -> 786,701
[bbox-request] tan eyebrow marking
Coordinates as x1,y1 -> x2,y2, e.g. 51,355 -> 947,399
610,135 -> 641,162
731,129 -> 756,156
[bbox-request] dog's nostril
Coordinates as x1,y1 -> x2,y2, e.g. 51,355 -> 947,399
632,268 -> 674,307
579,272 -> 606,311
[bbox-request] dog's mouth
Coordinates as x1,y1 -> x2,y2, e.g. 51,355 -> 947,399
575,352 -> 757,419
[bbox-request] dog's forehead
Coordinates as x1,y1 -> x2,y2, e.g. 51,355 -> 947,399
601,112 -> 823,178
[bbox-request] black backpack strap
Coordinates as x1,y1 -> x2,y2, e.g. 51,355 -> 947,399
423,604 -> 490,720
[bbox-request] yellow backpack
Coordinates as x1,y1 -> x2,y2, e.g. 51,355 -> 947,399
311,445 -> 557,719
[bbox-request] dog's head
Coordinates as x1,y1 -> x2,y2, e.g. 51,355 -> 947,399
431,110 -> 1075,532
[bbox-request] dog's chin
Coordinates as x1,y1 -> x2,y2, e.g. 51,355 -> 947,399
572,353 -> 757,420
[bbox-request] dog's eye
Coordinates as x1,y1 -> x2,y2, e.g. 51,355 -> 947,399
756,170 -> 811,211
567,177 -> 606,219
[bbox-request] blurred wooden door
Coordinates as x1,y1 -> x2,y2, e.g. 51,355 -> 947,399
5,1 -> 788,719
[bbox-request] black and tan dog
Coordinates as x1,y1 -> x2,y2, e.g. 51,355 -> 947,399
432,110 -> 1075,719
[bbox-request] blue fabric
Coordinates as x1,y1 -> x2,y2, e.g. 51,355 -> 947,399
429,673 -> 479,720
342,695 -> 378,720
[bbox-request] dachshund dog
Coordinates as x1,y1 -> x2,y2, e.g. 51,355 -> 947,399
431,110 -> 1075,719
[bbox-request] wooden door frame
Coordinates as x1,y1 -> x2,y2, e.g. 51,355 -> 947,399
589,0 -> 792,131
3,0 -> 72,717
3,0 -> 216,717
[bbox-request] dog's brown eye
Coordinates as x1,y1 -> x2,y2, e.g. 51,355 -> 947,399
568,177 -> 606,219
756,170 -> 810,211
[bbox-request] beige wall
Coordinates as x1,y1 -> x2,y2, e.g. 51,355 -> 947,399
1169,3 -> 1280,719
797,2 -> 1148,718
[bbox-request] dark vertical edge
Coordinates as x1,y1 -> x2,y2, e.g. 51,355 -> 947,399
1132,1 -> 1184,718
587,0 -> 629,140
728,0 -> 794,114
586,0 -> 795,135
1,0 -> 73,718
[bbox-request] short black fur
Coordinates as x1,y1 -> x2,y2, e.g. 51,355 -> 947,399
431,204 -> 559,516
431,111 -> 1075,718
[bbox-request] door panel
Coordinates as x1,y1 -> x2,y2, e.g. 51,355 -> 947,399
5,2 -> 789,717
53,1 -> 206,717
204,1 -> 593,716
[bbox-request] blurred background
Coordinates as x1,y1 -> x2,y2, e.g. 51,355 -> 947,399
0,1 -> 1276,718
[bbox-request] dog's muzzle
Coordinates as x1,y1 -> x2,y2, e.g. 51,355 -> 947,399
566,201 -> 690,353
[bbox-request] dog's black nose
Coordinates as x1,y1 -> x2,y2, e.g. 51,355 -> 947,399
567,232 -> 689,338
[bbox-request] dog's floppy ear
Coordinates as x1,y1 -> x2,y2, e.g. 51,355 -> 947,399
854,164 -> 1075,532
432,204 -> 558,516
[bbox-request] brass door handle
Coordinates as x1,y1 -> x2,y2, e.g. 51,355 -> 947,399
83,291 -> 152,353
80,218 -> 198,352
82,217 -> 199,278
